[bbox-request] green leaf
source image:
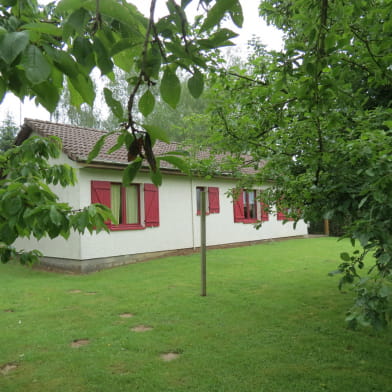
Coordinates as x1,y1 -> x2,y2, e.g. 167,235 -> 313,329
158,155 -> 189,173
3,195 -> 22,216
201,0 -> 237,32
103,88 -> 124,120
150,167 -> 162,187
122,159 -> 142,185
229,0 -> 243,28
160,68 -> 181,109
0,78 -> 6,103
197,28 -> 238,49
65,7 -> 90,35
49,49 -> 79,78
83,0 -> 146,36
22,22 -> 62,36
49,205 -> 63,226
56,0 -> 89,13
0,31 -> 29,64
106,131 -> 126,155
340,252 -> 351,262
21,45 -> 51,84
142,124 -> 170,144
188,69 -> 204,98
143,45 -> 161,79
138,89 -> 155,117
68,73 -> 95,106
31,81 -> 60,112
86,132 -> 111,163
93,37 -> 113,75
72,37 -> 95,71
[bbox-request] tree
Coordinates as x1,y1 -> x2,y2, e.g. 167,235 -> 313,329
0,113 -> 18,152
0,0 -> 245,264
202,2 -> 392,329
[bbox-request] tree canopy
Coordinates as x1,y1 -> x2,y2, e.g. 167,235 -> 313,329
199,0 -> 392,329
0,0 -> 243,264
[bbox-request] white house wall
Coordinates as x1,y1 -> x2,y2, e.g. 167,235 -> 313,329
76,168 -> 307,260
14,150 -> 83,259
15,157 -> 308,262
78,168 -> 195,260
191,178 -> 308,247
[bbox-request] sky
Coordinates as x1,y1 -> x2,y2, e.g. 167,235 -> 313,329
0,0 -> 283,126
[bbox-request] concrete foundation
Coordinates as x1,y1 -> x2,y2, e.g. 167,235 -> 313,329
34,235 -> 322,274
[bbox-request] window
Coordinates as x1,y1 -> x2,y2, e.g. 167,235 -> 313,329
110,184 -> 140,225
196,186 -> 220,215
233,189 -> 269,223
243,190 -> 257,220
277,208 -> 294,221
91,181 -> 159,230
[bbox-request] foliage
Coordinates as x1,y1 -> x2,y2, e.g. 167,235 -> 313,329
0,112 -> 18,152
202,2 -> 392,328
2,238 -> 392,392
0,0 -> 243,264
0,136 -> 113,264
0,0 -> 244,185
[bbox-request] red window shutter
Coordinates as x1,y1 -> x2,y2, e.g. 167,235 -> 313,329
261,202 -> 269,221
277,210 -> 286,221
91,181 -> 111,225
91,181 -> 111,207
233,189 -> 244,222
208,187 -> 220,213
144,184 -> 159,227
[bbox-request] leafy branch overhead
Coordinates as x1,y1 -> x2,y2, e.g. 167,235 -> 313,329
0,0 -> 243,185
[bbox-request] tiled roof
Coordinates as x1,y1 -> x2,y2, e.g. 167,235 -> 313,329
19,119 -> 182,170
18,119 -> 262,175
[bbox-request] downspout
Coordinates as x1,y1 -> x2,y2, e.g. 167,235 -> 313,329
190,176 -> 196,250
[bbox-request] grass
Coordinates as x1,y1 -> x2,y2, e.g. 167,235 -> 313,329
1,237 -> 392,392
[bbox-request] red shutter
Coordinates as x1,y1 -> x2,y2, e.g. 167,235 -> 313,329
91,181 -> 111,225
91,181 -> 111,207
208,187 -> 220,213
261,202 -> 269,221
144,184 -> 159,227
277,210 -> 287,221
233,189 -> 244,222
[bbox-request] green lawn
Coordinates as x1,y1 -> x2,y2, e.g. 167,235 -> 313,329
1,237 -> 391,392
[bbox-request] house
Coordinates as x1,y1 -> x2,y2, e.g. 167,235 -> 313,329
14,119 -> 308,272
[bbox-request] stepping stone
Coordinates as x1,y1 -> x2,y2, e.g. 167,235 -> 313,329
131,325 -> 152,332
0,363 -> 18,375
71,339 -> 90,348
119,313 -> 134,318
160,352 -> 180,362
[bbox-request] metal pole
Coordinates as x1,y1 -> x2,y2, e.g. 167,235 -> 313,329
200,189 -> 207,296
324,219 -> 330,236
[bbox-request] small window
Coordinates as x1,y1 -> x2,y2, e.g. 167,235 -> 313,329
110,184 -> 139,225
91,181 -> 159,230
196,186 -> 207,215
234,189 -> 269,223
196,186 -> 220,215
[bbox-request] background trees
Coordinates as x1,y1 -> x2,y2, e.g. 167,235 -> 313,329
0,113 -> 18,152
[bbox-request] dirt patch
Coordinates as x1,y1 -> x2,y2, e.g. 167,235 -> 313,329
3,309 -> 14,313
1,363 -> 18,375
160,352 -> 180,362
131,325 -> 153,332
68,289 -> 82,294
71,339 -> 90,348
85,292 -> 97,295
119,313 -> 134,318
